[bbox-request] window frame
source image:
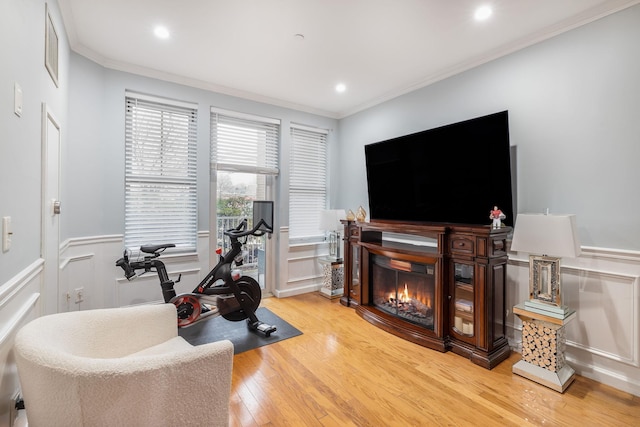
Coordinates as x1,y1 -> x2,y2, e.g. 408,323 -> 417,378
288,123 -> 330,244
124,92 -> 198,252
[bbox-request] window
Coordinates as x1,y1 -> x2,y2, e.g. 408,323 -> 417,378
210,109 -> 280,287
210,107 -> 279,231
124,93 -> 198,251
289,124 -> 329,241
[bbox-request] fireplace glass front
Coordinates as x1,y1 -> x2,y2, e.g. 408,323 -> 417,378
371,254 -> 436,330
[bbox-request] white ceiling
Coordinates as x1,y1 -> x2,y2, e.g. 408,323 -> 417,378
59,0 -> 640,118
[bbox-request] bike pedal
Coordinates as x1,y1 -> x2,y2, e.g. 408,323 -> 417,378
248,321 -> 277,337
200,304 -> 218,314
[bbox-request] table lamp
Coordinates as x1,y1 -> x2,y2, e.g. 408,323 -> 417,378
510,213 -> 581,317
320,209 -> 346,261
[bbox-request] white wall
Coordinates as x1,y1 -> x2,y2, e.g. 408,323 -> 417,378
0,0 -> 69,424
2,3 -> 640,424
64,54 -> 339,241
506,250 -> 640,396
336,5 -> 640,396
0,0 -> 69,285
337,5 -> 640,251
0,0 -> 337,423
63,53 -> 339,301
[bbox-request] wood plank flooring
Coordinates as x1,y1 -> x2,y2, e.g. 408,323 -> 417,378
229,292 -> 640,426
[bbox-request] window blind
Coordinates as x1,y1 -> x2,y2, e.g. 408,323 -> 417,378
210,108 -> 280,175
124,94 -> 198,251
289,124 -> 328,240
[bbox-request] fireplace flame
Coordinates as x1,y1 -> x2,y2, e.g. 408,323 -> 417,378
380,281 -> 434,324
387,283 -> 432,309
390,284 -> 411,303
400,283 -> 410,303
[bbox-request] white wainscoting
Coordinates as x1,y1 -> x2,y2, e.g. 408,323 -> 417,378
60,233 -> 209,308
0,259 -> 43,426
507,246 -> 640,396
6,234 -> 638,398
275,226 -> 328,298
60,228 -> 328,302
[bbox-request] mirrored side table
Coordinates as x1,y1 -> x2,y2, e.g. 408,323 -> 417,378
513,303 -> 577,393
318,257 -> 344,299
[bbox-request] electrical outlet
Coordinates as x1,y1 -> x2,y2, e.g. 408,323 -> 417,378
74,287 -> 84,304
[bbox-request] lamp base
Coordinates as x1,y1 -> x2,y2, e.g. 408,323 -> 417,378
513,360 -> 575,393
524,299 -> 571,319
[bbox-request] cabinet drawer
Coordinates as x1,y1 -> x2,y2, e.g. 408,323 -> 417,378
450,236 -> 474,255
348,226 -> 360,238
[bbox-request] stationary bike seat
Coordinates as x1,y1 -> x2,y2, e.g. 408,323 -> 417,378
140,243 -> 175,254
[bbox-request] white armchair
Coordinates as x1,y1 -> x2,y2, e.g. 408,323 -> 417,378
14,304 -> 233,427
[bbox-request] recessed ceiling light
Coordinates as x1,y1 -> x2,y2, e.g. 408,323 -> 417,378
335,83 -> 346,93
474,5 -> 492,21
154,26 -> 170,39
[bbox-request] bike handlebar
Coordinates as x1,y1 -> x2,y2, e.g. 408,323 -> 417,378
116,217 -> 271,281
223,218 -> 272,239
116,253 -> 136,280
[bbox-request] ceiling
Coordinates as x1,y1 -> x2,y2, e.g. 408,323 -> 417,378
58,0 -> 639,118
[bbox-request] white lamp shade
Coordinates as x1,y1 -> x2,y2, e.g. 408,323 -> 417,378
510,213 -> 581,258
319,209 -> 346,231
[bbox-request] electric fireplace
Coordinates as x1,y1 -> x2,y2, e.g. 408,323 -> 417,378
347,220 -> 512,368
356,232 -> 447,353
371,254 -> 435,330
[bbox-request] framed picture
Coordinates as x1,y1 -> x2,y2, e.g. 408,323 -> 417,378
529,255 -> 561,306
45,3 -> 59,87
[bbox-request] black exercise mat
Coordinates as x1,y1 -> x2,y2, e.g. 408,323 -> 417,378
178,307 -> 302,354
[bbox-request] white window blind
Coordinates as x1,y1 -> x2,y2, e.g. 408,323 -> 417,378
124,93 -> 198,251
210,108 -> 279,175
289,124 -> 328,240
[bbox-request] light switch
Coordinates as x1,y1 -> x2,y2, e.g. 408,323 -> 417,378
2,216 -> 11,252
14,83 -> 23,117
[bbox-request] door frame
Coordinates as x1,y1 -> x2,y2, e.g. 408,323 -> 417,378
41,103 -> 62,314
209,172 -> 276,296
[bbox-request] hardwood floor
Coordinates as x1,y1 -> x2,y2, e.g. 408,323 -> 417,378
230,293 -> 640,426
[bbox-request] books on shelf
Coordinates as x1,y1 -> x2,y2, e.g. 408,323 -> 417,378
455,299 -> 473,313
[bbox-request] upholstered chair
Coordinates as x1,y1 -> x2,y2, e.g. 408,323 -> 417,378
14,304 -> 233,427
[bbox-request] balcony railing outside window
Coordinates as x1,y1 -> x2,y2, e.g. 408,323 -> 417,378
216,215 -> 264,283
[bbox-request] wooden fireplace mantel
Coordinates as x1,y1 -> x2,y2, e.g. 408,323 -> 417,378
341,219 -> 512,369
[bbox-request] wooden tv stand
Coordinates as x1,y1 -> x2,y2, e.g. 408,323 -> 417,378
341,219 -> 511,369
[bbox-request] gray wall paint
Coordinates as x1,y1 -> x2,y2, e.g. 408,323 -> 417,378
63,54 -> 338,241
3,1 -> 639,289
0,0 -> 69,284
337,5 -> 640,251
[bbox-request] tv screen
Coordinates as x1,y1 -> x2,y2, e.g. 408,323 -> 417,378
365,111 -> 513,226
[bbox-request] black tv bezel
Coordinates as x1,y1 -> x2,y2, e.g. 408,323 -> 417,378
364,111 -> 513,227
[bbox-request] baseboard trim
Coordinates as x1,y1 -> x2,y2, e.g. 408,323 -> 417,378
274,284 -> 321,298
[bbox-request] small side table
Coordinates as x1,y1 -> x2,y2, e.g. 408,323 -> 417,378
318,257 -> 344,299
512,303 -> 577,393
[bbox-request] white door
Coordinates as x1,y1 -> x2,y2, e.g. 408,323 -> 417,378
41,103 -> 62,314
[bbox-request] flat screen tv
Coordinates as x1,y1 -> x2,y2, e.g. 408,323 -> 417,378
365,111 -> 513,227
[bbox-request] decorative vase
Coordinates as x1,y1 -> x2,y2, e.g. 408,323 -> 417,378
346,209 -> 356,221
356,206 -> 366,222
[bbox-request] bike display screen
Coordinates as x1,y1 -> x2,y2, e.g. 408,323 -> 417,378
253,201 -> 274,233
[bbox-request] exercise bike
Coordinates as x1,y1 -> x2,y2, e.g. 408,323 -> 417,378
115,206 -> 277,337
